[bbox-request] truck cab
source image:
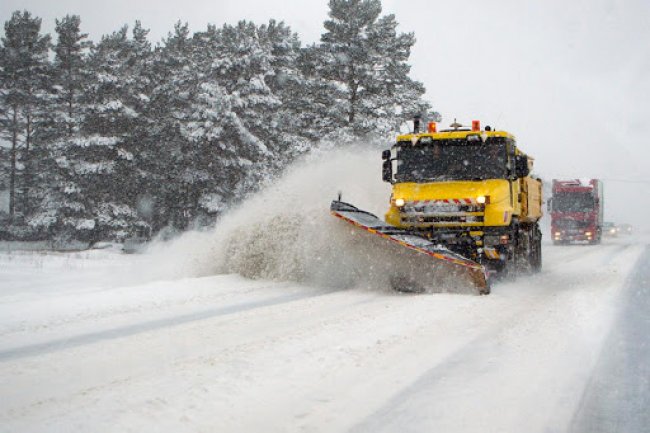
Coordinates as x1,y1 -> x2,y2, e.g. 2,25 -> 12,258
548,179 -> 603,244
382,119 -> 543,276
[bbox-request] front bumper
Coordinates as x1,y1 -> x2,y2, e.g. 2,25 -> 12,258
552,231 -> 595,242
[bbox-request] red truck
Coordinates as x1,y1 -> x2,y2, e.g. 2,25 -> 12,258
548,179 -> 604,245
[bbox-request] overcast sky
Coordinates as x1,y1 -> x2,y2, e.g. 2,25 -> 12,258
2,0 -> 649,228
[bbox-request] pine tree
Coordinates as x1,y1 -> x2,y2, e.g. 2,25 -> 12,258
60,25 -> 146,241
0,11 -> 51,221
295,43 -> 348,141
148,21 -> 200,230
257,20 -> 314,161
27,14 -> 92,237
52,15 -> 91,137
179,22 -> 273,225
319,0 -> 429,136
111,21 -> 154,237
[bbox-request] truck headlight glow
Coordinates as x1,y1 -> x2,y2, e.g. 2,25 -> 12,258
477,196 -> 487,204
395,198 -> 405,207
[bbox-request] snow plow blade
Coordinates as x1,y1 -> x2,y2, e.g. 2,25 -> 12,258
330,200 -> 490,295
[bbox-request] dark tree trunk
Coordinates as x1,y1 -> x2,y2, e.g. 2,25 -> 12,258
68,94 -> 74,136
23,111 -> 32,215
9,107 -> 18,219
67,64 -> 74,136
348,81 -> 358,125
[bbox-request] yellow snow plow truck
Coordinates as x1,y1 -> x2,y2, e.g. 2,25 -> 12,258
331,118 -> 543,295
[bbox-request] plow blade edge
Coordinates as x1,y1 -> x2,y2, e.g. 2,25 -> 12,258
330,201 -> 489,295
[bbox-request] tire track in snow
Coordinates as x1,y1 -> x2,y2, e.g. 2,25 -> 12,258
0,288 -> 342,363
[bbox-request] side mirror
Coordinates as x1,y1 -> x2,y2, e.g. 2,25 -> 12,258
382,160 -> 392,182
514,155 -> 530,178
382,149 -> 392,182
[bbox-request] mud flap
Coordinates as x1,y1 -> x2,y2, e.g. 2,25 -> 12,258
330,201 -> 490,295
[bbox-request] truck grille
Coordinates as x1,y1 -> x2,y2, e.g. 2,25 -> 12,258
400,200 -> 485,226
404,203 -> 483,214
402,215 -> 484,224
554,220 -> 590,230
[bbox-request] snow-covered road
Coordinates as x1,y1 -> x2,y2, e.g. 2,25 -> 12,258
0,239 -> 646,433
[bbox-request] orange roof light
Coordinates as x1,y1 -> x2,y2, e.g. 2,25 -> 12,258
472,120 -> 480,132
427,122 -> 437,133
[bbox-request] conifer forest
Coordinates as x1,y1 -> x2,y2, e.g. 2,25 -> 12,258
0,1 -> 433,244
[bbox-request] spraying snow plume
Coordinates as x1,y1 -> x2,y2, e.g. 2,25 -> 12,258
143,144 -> 397,288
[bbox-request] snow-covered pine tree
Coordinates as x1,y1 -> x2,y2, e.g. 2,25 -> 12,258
52,15 -> 91,138
146,21 -> 199,230
319,0 -> 429,136
27,14 -> 92,239
211,21 -> 278,189
295,43 -> 349,141
255,20 -> 312,164
0,78 -> 9,226
178,21 -> 280,226
67,25 -> 147,241
0,11 -> 51,224
0,39 -> 15,224
364,13 -> 431,132
110,21 -> 154,238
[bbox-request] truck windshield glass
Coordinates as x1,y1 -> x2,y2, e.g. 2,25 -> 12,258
553,192 -> 595,212
394,142 -> 507,182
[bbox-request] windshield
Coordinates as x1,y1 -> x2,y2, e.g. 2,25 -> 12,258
394,141 -> 507,182
553,192 -> 595,212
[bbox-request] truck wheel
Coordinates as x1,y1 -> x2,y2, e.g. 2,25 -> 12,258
532,234 -> 542,272
515,225 -> 536,275
505,248 -> 518,280
501,236 -> 519,280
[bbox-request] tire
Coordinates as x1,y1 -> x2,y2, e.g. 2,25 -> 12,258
515,224 -> 539,275
503,226 -> 519,280
532,226 -> 542,273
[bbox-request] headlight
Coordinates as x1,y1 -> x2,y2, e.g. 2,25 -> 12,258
585,231 -> 592,236
476,195 -> 490,204
395,198 -> 405,207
